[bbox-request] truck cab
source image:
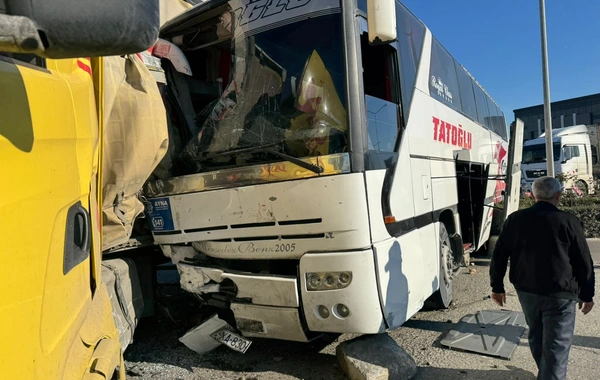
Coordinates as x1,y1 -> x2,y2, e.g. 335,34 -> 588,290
521,125 -> 594,194
0,1 -> 160,378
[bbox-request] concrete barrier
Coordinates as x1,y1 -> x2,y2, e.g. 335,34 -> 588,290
336,334 -> 417,380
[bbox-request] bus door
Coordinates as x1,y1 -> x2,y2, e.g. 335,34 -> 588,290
456,161 -> 494,251
502,119 -> 524,219
476,162 -> 498,250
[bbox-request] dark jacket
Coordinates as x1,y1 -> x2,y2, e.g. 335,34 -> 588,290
490,201 -> 595,302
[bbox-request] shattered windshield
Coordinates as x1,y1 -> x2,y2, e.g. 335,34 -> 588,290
522,143 -> 561,164
180,12 -> 348,174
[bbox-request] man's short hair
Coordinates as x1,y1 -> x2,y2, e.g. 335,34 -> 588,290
532,176 -> 563,200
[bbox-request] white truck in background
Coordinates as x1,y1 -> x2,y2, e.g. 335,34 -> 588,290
586,123 -> 600,178
521,124 -> 596,195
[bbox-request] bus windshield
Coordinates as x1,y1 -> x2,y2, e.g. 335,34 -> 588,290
522,143 -> 561,164
181,13 -> 348,173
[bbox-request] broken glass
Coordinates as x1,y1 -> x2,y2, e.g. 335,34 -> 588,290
179,10 -> 348,174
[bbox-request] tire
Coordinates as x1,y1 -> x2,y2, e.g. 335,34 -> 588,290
425,223 -> 454,309
576,180 -> 588,196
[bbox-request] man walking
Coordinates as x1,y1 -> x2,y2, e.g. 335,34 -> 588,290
490,176 -> 595,380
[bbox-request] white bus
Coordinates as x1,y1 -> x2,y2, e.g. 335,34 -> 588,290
143,0 -> 522,344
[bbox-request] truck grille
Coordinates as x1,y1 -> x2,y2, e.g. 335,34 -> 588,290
526,170 -> 547,178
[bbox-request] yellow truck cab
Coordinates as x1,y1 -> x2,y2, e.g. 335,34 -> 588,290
0,1 -> 163,378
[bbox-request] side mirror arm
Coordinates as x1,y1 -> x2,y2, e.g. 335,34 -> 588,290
0,14 -> 46,57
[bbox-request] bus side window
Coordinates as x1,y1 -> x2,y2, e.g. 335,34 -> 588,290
0,3 -> 45,68
361,33 -> 400,153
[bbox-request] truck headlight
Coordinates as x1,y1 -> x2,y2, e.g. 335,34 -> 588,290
306,272 -> 353,291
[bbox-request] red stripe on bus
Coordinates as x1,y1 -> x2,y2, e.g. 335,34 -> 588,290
77,60 -> 92,76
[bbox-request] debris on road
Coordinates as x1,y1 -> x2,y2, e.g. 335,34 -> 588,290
336,333 -> 417,380
179,314 -> 236,355
440,310 -> 527,359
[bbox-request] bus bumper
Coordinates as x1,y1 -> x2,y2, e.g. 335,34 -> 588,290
175,249 -> 385,341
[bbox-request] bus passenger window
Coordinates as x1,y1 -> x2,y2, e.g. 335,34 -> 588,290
361,33 -> 399,153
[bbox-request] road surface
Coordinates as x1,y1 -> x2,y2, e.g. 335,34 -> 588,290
124,259 -> 600,380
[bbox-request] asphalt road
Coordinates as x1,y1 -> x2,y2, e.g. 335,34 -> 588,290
124,260 -> 600,380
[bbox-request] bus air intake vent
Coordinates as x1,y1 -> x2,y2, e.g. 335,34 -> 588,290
184,225 -> 228,234
278,218 -> 322,226
232,234 -> 326,242
231,222 -> 277,229
153,230 -> 182,236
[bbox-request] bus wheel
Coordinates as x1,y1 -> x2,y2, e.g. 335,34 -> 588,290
426,223 -> 454,309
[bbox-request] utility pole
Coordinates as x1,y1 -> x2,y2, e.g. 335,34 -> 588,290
539,0 -> 554,176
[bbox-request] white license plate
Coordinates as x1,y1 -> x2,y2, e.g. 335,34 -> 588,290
211,329 -> 252,354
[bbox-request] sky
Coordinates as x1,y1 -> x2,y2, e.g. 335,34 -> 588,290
401,0 -> 600,122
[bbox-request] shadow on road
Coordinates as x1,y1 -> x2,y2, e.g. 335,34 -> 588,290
124,314 -> 346,380
572,335 -> 600,349
414,365 -> 536,379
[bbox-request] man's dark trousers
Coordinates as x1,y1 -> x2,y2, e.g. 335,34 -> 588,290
517,290 -> 577,380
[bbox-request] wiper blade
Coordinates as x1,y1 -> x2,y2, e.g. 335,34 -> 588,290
209,142 -> 282,158
262,148 -> 324,174
195,143 -> 324,174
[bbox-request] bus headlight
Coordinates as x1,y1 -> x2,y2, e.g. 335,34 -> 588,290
305,272 -> 353,291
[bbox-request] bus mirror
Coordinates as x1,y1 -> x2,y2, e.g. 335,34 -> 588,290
2,0 -> 159,59
366,0 -> 397,44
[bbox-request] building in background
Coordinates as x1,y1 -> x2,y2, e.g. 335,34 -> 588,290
514,93 -> 600,142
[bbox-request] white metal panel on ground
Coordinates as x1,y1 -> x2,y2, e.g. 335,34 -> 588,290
440,310 -> 527,360
179,314 -> 231,354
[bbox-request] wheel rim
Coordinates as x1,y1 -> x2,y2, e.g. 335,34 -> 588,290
441,241 -> 453,288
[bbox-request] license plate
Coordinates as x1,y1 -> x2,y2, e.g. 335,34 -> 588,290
211,329 -> 252,354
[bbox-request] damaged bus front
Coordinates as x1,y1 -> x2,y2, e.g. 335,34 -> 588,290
142,0 -> 521,349
144,0 -> 381,345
